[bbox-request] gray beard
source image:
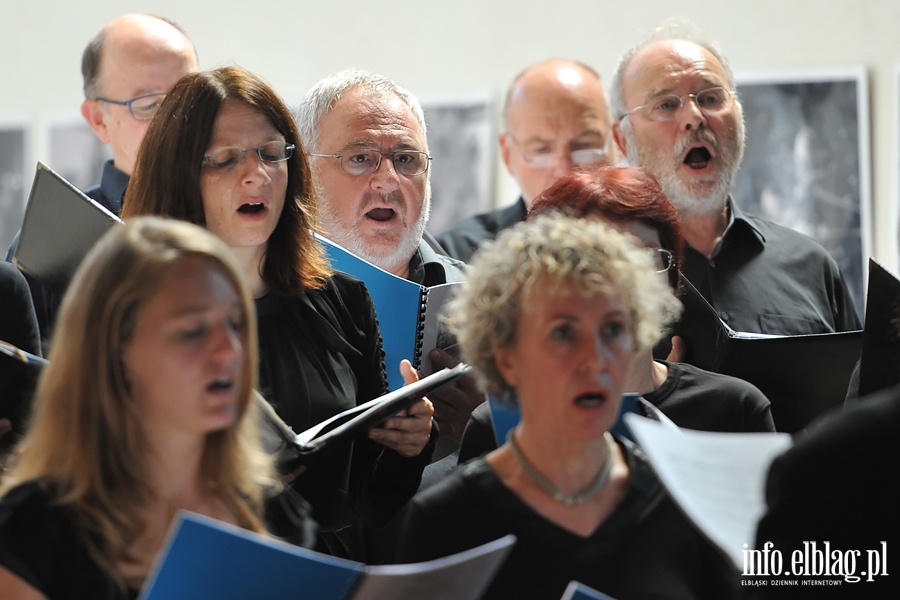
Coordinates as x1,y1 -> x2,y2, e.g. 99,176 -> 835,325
316,182 -> 431,274
623,122 -> 743,217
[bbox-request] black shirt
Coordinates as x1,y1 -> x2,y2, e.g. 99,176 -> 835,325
255,272 -> 433,537
0,262 -> 41,436
436,197 -> 527,264
681,199 -> 861,335
397,438 -> 740,600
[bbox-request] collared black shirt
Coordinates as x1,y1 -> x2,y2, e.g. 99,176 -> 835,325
437,197 -> 528,264
406,238 -> 468,286
681,198 -> 861,335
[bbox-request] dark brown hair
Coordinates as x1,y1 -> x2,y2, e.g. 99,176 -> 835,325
123,65 -> 330,294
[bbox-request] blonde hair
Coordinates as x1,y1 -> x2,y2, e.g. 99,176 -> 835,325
449,213 -> 682,398
1,216 -> 274,590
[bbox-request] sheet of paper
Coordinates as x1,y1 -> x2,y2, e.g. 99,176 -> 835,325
624,415 -> 792,569
354,534 -> 516,600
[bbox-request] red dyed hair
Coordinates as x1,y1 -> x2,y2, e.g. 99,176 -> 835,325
529,166 -> 684,289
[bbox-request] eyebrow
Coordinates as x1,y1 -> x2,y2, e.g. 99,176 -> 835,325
340,139 -> 425,152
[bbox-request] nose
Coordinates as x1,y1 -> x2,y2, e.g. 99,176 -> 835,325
680,95 -> 708,132
580,333 -> 611,373
369,154 -> 401,193
240,151 -> 272,185
212,318 -> 243,366
551,153 -> 577,179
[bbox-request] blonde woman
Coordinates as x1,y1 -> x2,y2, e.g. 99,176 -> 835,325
0,217 -> 313,600
397,214 -> 739,599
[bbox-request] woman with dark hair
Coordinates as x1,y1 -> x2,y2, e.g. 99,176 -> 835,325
122,66 -> 435,558
457,167 -> 773,464
0,217 -> 314,599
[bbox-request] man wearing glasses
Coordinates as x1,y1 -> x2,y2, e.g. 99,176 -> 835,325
5,14 -> 197,344
610,22 -> 860,348
79,14 -> 198,214
299,70 -> 465,285
438,59 -> 614,263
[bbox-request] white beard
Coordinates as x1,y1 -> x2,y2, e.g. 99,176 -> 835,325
316,180 -> 431,274
622,117 -> 744,217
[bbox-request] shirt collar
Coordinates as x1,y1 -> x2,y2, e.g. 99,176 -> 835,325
723,196 -> 766,247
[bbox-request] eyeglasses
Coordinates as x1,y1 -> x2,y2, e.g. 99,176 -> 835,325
310,150 -> 432,177
650,248 -> 674,273
620,87 -> 736,122
202,141 -> 295,169
507,135 -> 609,169
94,93 -> 167,121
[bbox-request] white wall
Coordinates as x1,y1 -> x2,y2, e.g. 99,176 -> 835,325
3,0 -> 898,272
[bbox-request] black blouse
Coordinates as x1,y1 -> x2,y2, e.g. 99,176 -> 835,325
255,272 -> 433,535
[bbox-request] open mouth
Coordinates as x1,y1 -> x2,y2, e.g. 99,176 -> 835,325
238,202 -> 265,215
207,378 -> 234,393
366,207 -> 396,222
574,391 -> 607,408
683,146 -> 712,170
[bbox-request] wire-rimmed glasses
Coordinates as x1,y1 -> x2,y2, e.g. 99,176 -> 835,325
202,141 -> 295,169
620,87 -> 736,122
506,134 -> 609,169
310,150 -> 432,177
94,93 -> 167,121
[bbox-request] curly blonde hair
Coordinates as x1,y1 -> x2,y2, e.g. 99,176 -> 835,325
448,213 -> 682,398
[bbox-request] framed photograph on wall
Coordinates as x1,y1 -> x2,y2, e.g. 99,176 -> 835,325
43,112 -> 111,192
419,93 -> 496,236
0,117 -> 29,254
732,68 -> 871,318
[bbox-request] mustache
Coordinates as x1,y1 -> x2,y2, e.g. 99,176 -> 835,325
674,128 -> 718,159
362,191 -> 404,210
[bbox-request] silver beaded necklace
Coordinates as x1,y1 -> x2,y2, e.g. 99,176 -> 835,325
508,431 -> 616,507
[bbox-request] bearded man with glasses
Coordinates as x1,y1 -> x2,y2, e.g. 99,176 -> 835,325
609,21 -> 860,366
438,58 -> 614,263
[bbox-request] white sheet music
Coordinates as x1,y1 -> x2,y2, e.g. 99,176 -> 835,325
624,415 -> 792,569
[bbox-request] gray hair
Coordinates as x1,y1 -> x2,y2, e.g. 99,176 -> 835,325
297,69 -> 428,153
448,213 -> 682,399
609,18 -> 737,121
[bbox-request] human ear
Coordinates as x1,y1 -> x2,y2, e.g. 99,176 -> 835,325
493,344 -> 519,390
612,121 -> 628,158
81,99 -> 111,144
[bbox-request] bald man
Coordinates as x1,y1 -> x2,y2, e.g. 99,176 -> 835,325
438,59 -> 613,263
6,14 -> 198,342
78,14 -> 198,213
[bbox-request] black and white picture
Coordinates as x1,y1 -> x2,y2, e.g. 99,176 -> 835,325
45,115 -> 111,191
420,94 -> 495,236
0,121 -> 28,254
733,69 -> 871,317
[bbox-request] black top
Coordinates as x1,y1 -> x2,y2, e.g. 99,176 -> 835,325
681,199 -> 861,336
255,272 -> 433,535
457,360 -> 775,464
5,160 -> 130,349
751,385 -> 900,599
0,262 -> 41,437
643,361 -> 775,432
436,198 -> 527,264
0,480 -> 316,600
397,438 -> 739,600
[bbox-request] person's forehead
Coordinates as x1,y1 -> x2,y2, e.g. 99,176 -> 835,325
623,39 -> 728,100
323,88 -> 426,149
507,70 -> 611,140
97,24 -> 197,95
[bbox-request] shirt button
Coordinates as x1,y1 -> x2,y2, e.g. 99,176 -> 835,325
720,311 -> 730,322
